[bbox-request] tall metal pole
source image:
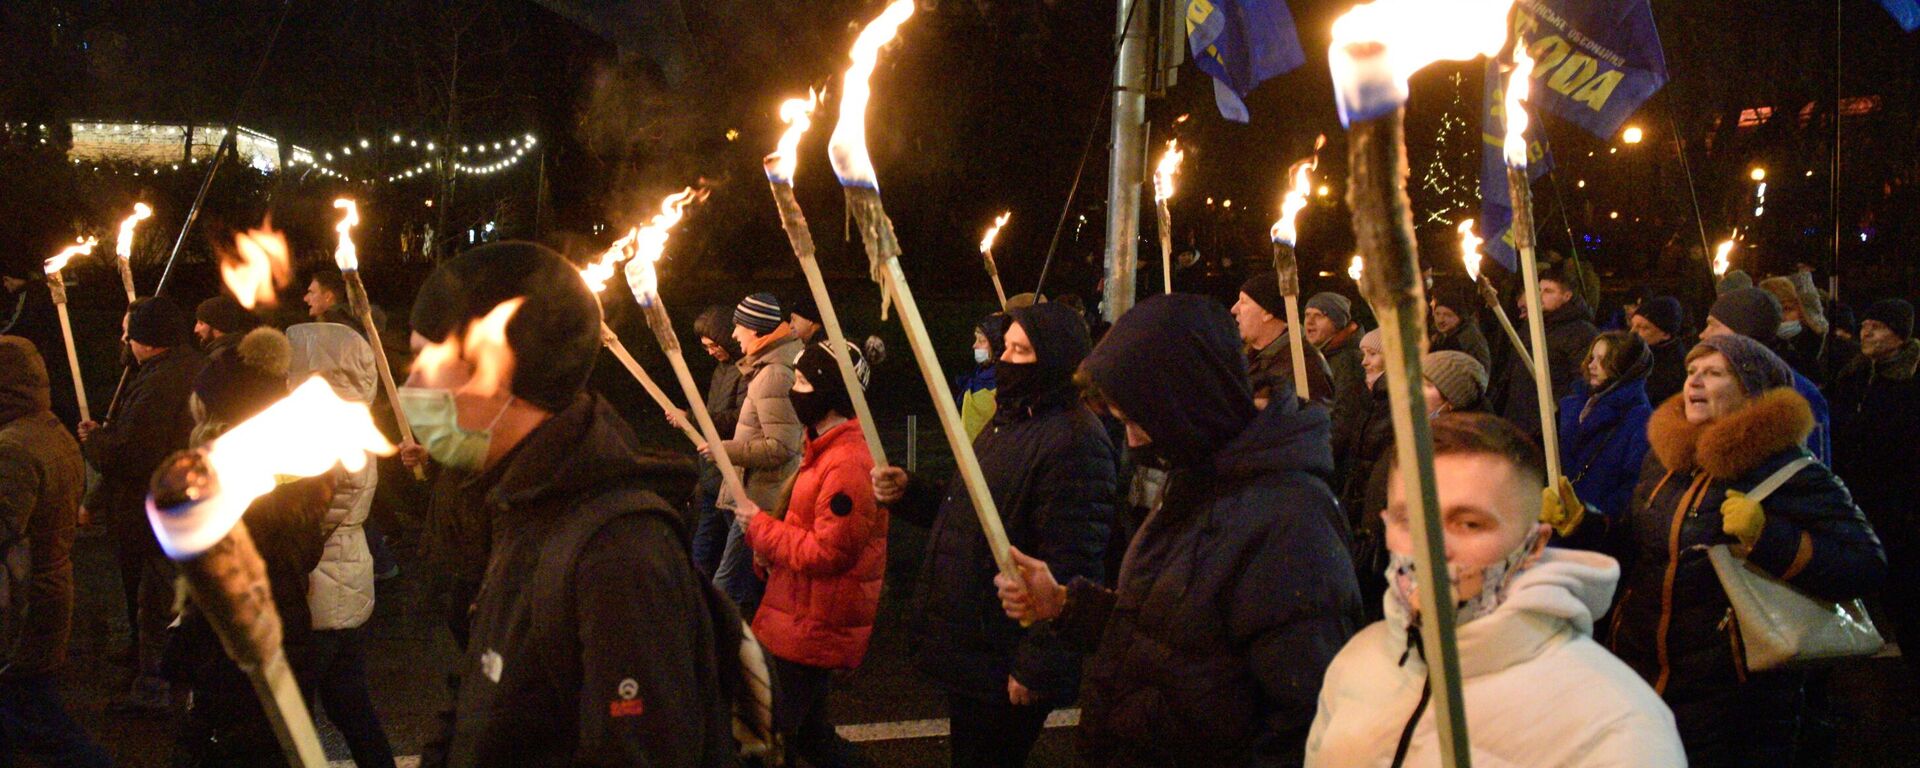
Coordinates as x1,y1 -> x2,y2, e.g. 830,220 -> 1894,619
1830,0 -> 1842,301
1102,0 -> 1150,322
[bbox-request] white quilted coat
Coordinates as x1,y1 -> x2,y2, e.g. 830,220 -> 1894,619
288,322 -> 379,631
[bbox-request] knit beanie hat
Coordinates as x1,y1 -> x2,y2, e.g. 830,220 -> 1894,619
196,295 -> 260,336
1422,350 -> 1487,410
794,340 -> 868,420
409,241 -> 603,412
1636,296 -> 1685,337
1716,269 -> 1754,295
1709,287 -> 1782,341
1865,299 -> 1915,340
1306,292 -> 1353,328
787,294 -> 821,325
1429,275 -> 1480,320
1359,327 -> 1384,356
1239,272 -> 1287,318
193,327 -> 291,426
1829,301 -> 1858,338
733,292 -> 783,335
1757,277 -> 1802,317
1689,334 -> 1794,396
127,296 -> 191,347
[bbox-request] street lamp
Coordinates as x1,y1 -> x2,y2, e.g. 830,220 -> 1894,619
1621,126 -> 1643,144
1749,167 -> 1767,182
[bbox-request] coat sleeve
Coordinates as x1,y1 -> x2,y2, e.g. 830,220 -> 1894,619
723,365 -> 803,471
746,458 -> 878,577
1011,423 -> 1117,697
1229,498 -> 1359,766
1743,463 -> 1886,602
82,372 -> 179,482
884,470 -> 945,529
0,447 -> 38,544
570,516 -> 717,767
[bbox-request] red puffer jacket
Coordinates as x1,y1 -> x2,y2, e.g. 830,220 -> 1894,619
745,419 -> 885,670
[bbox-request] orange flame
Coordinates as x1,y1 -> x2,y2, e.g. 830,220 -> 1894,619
151,376 -> 394,558
828,0 -> 916,188
43,237 -> 98,274
224,225 -> 292,310
1348,254 -> 1365,282
1713,240 -> 1734,277
619,188 -> 709,304
117,203 -> 153,262
406,298 -> 524,399
333,199 -> 361,272
1502,39 -> 1535,167
767,90 -> 820,184
1153,140 -> 1184,203
1458,219 -> 1484,281
1328,0 -> 1513,125
1270,157 -> 1316,245
580,228 -> 641,296
980,212 -> 1011,255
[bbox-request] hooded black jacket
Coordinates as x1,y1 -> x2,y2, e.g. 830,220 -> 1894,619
1057,295 -> 1361,767
895,303 -> 1118,705
428,393 -> 733,768
1499,296 -> 1598,440
83,345 -> 204,553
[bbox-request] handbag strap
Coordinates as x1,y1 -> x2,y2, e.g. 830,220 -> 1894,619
1745,456 -> 1816,505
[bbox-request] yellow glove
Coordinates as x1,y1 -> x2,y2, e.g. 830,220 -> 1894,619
1720,490 -> 1766,548
1541,476 -> 1586,537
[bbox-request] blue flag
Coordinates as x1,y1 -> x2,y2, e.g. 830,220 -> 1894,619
1510,0 -> 1668,138
1480,59 -> 1554,272
1185,0 -> 1306,123
1878,0 -> 1920,31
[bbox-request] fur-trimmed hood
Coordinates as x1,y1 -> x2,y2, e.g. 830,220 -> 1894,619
1647,388 -> 1814,480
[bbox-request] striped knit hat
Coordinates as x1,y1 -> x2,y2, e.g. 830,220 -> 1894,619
734,292 -> 784,335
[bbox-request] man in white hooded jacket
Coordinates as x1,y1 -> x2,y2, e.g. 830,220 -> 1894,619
1306,413 -> 1683,767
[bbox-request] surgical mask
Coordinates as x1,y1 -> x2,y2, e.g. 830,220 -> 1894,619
1386,525 -> 1545,627
398,387 -> 513,472
1778,320 -> 1803,339
974,347 -> 990,365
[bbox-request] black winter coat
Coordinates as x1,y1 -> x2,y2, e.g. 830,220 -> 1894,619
83,346 -> 204,551
1607,390 -> 1883,762
1333,376 -> 1392,564
1320,327 -> 1368,487
1829,339 -> 1920,549
1430,316 -> 1491,373
1644,336 -> 1689,410
429,394 -> 732,768
1500,297 -> 1597,440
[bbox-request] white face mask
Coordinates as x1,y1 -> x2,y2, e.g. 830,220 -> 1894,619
1778,320 -> 1803,339
974,347 -> 990,364
1387,525 -> 1546,627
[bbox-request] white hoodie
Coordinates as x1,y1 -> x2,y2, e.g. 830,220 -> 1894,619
1306,548 -> 1686,768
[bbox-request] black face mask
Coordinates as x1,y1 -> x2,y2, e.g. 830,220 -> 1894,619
790,389 -> 832,428
994,359 -> 1042,411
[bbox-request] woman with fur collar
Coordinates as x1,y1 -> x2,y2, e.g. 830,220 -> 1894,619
1598,334 -> 1884,767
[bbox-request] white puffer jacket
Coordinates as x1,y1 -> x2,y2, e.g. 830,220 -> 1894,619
288,323 -> 379,631
1306,548 -> 1686,768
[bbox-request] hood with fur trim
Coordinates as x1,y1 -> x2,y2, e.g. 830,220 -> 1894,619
1646,388 -> 1814,480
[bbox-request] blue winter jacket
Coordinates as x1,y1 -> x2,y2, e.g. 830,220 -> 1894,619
1558,376 -> 1654,538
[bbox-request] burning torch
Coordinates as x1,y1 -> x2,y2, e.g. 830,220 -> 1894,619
1270,141 -> 1322,401
1329,0 -> 1515,762
581,193 -> 710,450
115,203 -> 153,304
331,200 -> 426,480
1458,219 -> 1534,378
979,212 -> 1012,310
44,238 -> 98,423
829,0 -> 1022,590
1499,40 -> 1563,486
1713,238 -> 1734,279
1153,140 -> 1184,296
763,91 -> 889,465
146,376 -> 394,768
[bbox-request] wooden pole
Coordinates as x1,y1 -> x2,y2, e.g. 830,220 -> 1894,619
845,187 -> 1020,589
341,272 -> 426,480
639,300 -> 751,511
600,323 -> 705,449
1156,198 -> 1174,295
1474,275 -> 1535,378
1506,165 -> 1562,483
1272,242 -> 1312,400
46,274 -> 90,423
764,174 -> 889,465
983,250 -> 1010,310
1349,108 -> 1473,767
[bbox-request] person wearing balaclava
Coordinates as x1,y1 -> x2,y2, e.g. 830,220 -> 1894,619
737,340 -> 883,768
994,294 -> 1359,767
873,302 -> 1117,767
1234,271 -> 1335,408
402,242 -> 734,767
956,312 -> 1008,441
1306,413 -> 1686,766
78,296 -> 205,713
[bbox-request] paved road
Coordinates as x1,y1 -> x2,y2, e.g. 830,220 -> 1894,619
51,519 -> 1920,767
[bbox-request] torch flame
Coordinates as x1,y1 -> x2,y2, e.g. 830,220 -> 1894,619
581,228 -> 640,295
1328,0 -> 1514,126
1502,39 -> 1536,168
43,238 -> 98,275
767,90 -> 820,184
224,226 -> 292,310
117,203 -> 153,262
150,376 -> 394,559
1153,140 -> 1184,203
1713,240 -> 1734,277
980,212 -> 1011,255
1458,219 -> 1485,281
1348,254 -> 1365,282
463,299 -> 523,399
617,188 -> 710,306
1270,158 -> 1316,245
333,199 -> 361,272
827,0 -> 916,189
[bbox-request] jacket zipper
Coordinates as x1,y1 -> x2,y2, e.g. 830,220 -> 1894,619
1654,472 -> 1709,695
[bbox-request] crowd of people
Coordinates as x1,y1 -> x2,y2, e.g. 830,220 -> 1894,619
1,240 -> 1915,768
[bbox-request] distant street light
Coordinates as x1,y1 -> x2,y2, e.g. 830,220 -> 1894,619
1621,126 -> 1644,144
1750,167 -> 1767,182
